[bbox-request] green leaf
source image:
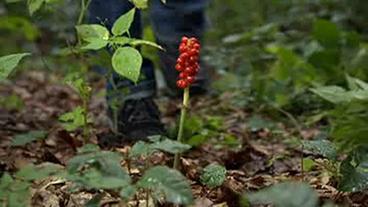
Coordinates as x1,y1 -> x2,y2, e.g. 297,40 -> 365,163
112,47 -> 142,83
81,38 -> 108,50
8,181 -> 31,207
130,0 -> 148,9
112,8 -> 136,36
339,148 -> 368,192
138,166 -> 193,205
59,106 -> 85,131
78,144 -> 101,154
0,173 -> 14,200
302,158 -> 315,172
310,86 -> 350,104
151,139 -> 191,154
313,19 -> 340,48
302,140 -> 337,161
11,130 -> 47,146
76,24 -> 110,42
346,75 -> 368,90
15,163 -> 63,181
0,53 -> 30,80
200,164 -> 227,188
66,150 -> 131,190
246,182 -> 319,207
27,0 -> 44,15
129,141 -> 153,158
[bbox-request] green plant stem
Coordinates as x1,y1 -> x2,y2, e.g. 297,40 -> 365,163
82,97 -> 90,143
173,87 -> 190,170
77,0 -> 91,25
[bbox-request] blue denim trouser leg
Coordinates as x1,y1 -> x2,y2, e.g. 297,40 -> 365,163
88,0 -> 209,102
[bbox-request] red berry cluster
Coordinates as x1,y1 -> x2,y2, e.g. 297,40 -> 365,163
175,36 -> 201,89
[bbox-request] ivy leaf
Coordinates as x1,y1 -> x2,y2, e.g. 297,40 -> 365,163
15,163 -> 63,181
200,164 -> 227,188
129,141 -> 154,158
0,53 -> 30,80
112,8 -> 135,36
151,139 -> 191,154
245,182 -> 319,207
339,148 -> 368,192
302,139 -> 337,161
76,24 -> 110,42
66,150 -> 131,190
137,166 -> 193,205
11,130 -> 47,146
112,47 -> 142,83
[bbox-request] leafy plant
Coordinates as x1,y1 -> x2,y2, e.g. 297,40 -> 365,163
241,182 -> 319,207
65,144 -> 193,205
0,163 -> 63,207
200,163 -> 227,188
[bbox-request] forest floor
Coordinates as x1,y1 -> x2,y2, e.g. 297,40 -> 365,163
1,71 -> 367,207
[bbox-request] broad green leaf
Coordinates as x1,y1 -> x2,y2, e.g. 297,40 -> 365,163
8,181 -> 31,207
311,86 -> 350,104
68,168 -> 130,189
15,163 -> 63,181
81,38 -> 108,50
66,150 -> 131,190
112,47 -> 142,83
112,8 -> 135,36
313,19 -> 340,48
129,141 -> 153,158
151,139 -> 191,154
245,182 -> 318,207
78,144 -> 101,154
200,164 -> 227,188
11,130 -> 47,146
138,166 -> 193,205
0,53 -> 30,80
302,140 -> 337,161
76,24 -> 109,42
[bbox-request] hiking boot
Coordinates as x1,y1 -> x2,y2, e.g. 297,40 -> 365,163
117,98 -> 165,140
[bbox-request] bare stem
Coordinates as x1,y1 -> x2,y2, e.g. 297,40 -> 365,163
173,87 -> 190,170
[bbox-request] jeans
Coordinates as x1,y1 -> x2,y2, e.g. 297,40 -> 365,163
88,0 -> 209,103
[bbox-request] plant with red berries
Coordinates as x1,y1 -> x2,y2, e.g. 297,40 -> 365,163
174,36 -> 201,170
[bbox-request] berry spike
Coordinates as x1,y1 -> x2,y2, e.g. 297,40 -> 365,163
175,36 -> 201,89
